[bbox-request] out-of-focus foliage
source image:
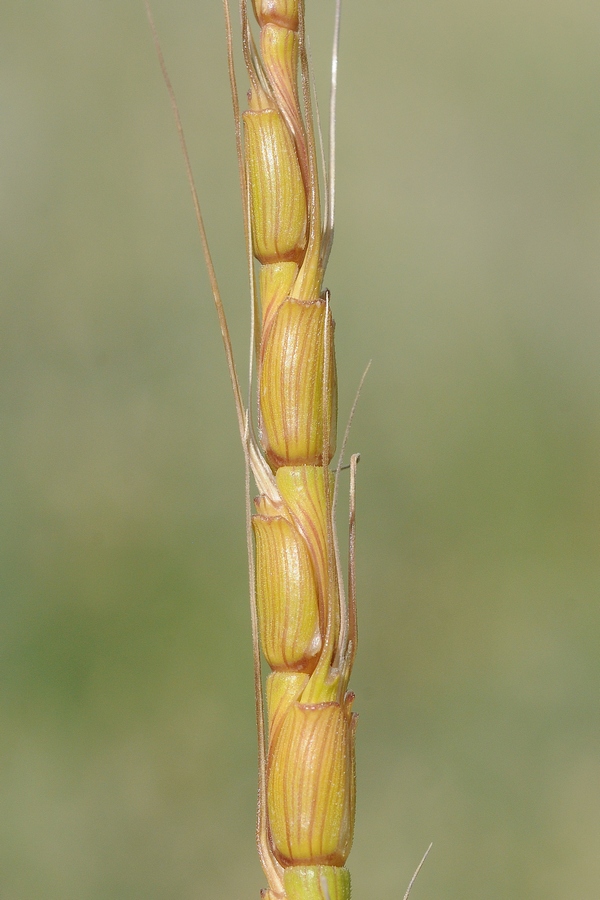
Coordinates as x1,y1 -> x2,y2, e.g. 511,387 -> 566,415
1,2 -> 599,897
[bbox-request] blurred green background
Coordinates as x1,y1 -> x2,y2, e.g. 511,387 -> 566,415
2,1 -> 599,897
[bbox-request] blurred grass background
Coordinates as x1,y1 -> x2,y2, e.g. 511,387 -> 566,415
2,1 -> 600,897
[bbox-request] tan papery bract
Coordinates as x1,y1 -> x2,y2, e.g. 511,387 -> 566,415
260,891 -> 285,900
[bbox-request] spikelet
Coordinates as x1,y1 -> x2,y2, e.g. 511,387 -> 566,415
260,298 -> 337,469
252,509 -> 321,671
244,108 -> 307,265
267,693 -> 356,866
